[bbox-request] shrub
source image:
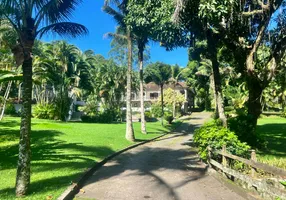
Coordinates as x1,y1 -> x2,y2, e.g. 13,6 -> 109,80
33,104 -> 57,120
194,120 -> 250,161
164,112 -> 174,124
228,114 -> 267,148
281,108 -> 286,118
144,111 -> 153,122
151,102 -> 162,118
81,109 -> 122,123
5,102 -> 17,116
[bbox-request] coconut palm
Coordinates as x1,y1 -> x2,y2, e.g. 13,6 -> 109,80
103,0 -> 135,141
0,0 -> 88,195
145,62 -> 172,125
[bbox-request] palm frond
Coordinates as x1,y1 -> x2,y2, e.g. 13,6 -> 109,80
35,0 -> 83,24
0,73 -> 22,82
37,22 -> 88,38
102,5 -> 125,27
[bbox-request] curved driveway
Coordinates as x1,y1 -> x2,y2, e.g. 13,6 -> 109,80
75,112 -> 249,200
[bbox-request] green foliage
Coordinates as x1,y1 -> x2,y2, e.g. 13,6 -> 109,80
33,104 -> 57,120
151,102 -> 162,118
144,111 -> 153,122
54,93 -> 71,121
4,102 -> 17,116
163,88 -> 185,107
228,114 -> 267,148
81,109 -> 123,123
164,112 -> 174,124
194,120 -> 250,161
144,62 -> 172,86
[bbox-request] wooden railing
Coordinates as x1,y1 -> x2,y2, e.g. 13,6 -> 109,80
207,145 -> 286,199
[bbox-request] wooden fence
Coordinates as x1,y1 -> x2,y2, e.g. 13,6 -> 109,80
207,145 -> 286,199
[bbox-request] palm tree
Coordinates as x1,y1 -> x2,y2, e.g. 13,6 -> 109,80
169,64 -> 189,118
137,37 -> 148,133
145,62 -> 172,125
103,0 -> 135,141
0,0 -> 88,196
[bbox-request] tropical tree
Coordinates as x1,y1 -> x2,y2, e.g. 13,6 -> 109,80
103,0 -> 135,141
169,64 -> 189,117
145,62 -> 172,125
0,0 -> 88,195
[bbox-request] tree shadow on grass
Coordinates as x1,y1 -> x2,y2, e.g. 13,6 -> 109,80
0,120 -> 21,128
0,127 -> 115,199
257,123 -> 286,157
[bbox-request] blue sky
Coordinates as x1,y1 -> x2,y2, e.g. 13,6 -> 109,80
43,0 -> 189,67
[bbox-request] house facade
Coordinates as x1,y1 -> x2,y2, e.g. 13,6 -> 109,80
130,82 -> 194,113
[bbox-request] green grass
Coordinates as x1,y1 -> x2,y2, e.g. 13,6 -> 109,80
0,117 -> 180,200
257,116 -> 286,169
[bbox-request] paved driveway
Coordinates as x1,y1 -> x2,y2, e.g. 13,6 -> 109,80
75,112 -> 249,200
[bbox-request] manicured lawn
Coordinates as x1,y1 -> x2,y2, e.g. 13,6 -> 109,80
257,116 -> 286,169
0,117 -> 180,200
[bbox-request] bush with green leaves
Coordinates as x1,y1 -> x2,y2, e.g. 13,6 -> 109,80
228,114 -> 267,148
164,112 -> 174,124
81,109 -> 122,123
33,104 -> 57,120
194,120 -> 250,161
144,111 -> 154,122
151,102 -> 162,118
4,102 -> 18,116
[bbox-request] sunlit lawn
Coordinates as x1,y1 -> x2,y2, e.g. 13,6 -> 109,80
0,117 -> 180,200
257,116 -> 286,169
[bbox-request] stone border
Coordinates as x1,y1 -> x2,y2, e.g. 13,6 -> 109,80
57,121 -> 183,200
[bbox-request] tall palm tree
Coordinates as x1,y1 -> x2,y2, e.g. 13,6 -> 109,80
137,37 -> 148,133
0,0 -> 88,196
145,62 -> 172,125
103,0 -> 135,141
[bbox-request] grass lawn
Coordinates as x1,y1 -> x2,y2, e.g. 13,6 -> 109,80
257,116 -> 286,169
0,117 -> 180,200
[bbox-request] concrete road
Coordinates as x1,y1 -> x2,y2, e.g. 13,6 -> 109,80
75,112 -> 250,200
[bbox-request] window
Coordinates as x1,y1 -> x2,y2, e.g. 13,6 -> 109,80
150,93 -> 159,99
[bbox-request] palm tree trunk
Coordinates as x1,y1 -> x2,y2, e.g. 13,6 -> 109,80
138,44 -> 147,134
16,56 -> 32,196
160,85 -> 164,126
125,30 -> 135,141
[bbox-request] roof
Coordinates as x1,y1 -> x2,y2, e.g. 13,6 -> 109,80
145,82 -> 188,91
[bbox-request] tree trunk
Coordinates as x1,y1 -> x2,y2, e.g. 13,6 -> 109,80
16,57 -> 32,196
247,76 -> 264,127
245,18 -> 270,127
138,44 -> 147,134
207,31 -> 227,126
125,31 -> 135,141
160,85 -> 164,126
209,74 -> 219,118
